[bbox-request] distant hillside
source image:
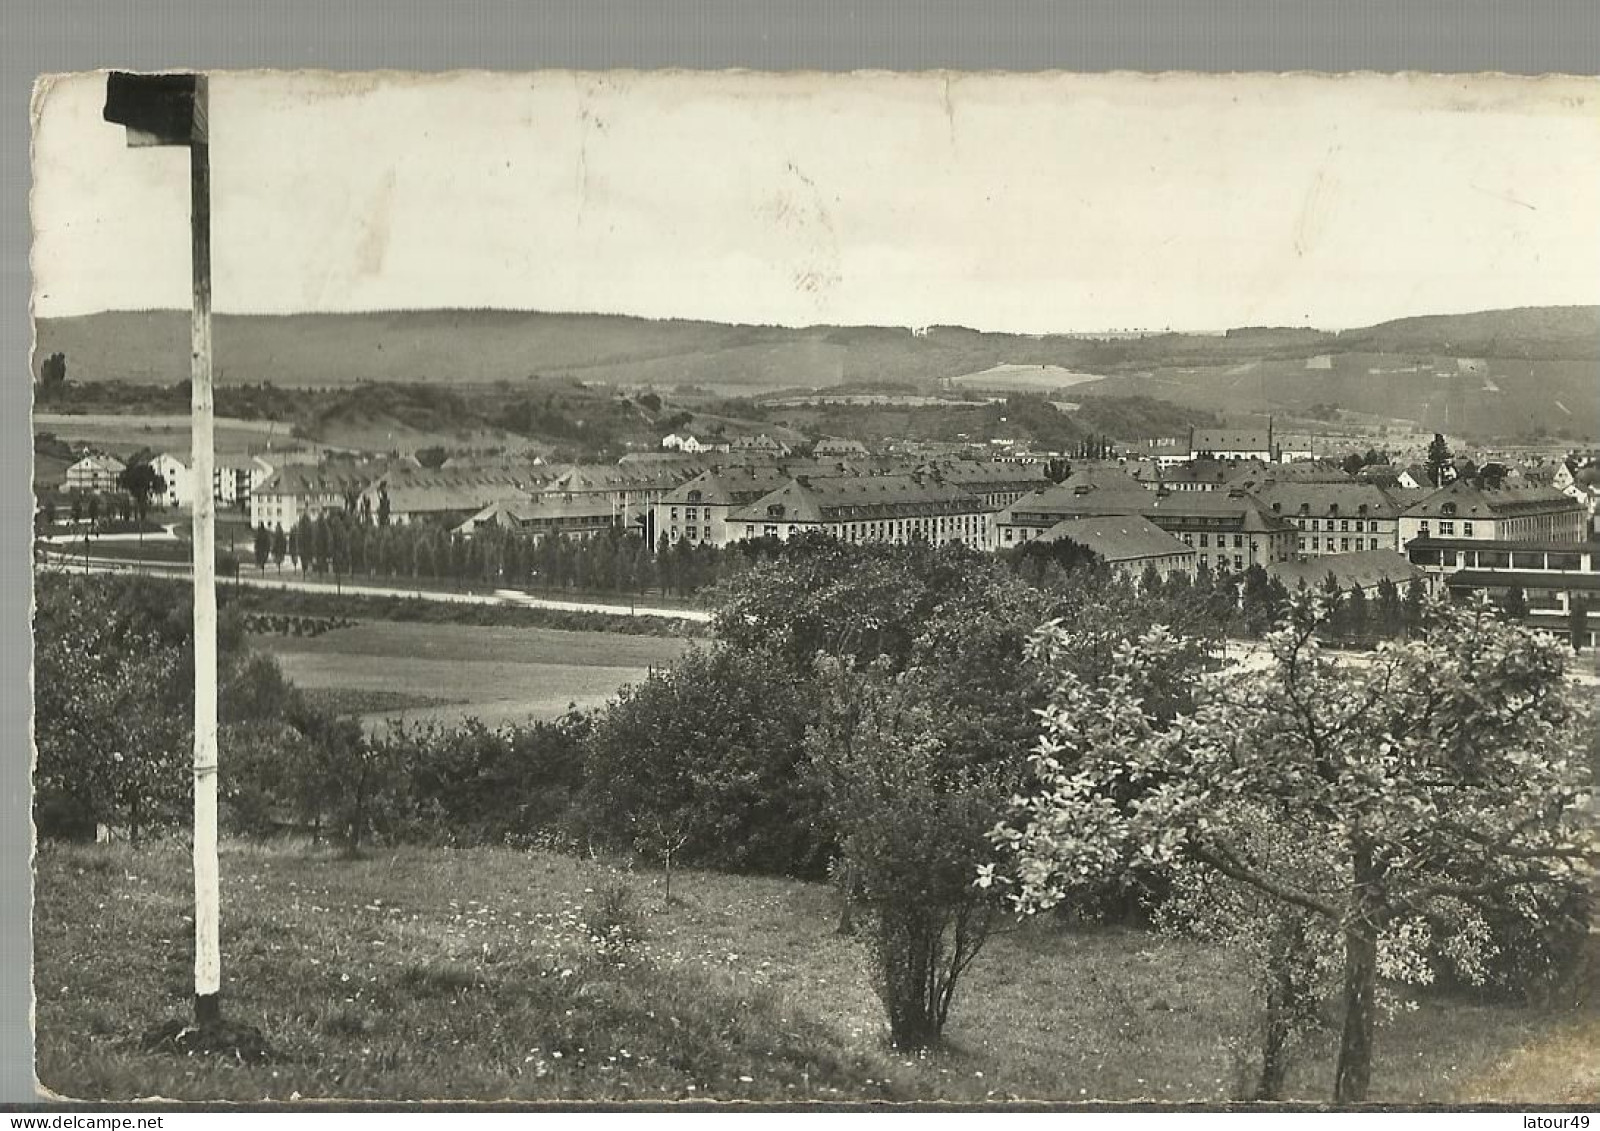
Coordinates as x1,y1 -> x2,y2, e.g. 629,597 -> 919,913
31,304 -> 1599,440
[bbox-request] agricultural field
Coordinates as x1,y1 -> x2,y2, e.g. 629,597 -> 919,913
33,412 -> 301,457
255,620 -> 693,731
32,839 -> 1592,1103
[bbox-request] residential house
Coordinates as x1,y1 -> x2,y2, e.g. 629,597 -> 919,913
730,433 -> 791,456
65,452 -> 125,495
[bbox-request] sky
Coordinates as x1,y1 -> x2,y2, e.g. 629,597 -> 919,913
29,69 -> 1600,333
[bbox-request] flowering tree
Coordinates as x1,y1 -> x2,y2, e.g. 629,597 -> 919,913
988,594 -> 1593,1103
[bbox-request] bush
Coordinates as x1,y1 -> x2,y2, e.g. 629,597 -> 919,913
579,645 -> 825,877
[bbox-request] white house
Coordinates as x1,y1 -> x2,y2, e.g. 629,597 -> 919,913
65,453 -> 125,495
149,452 -> 191,509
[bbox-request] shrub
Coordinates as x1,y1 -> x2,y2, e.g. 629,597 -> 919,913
579,645 -> 824,877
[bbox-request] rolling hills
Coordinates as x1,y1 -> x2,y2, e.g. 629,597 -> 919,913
31,305 -> 1600,440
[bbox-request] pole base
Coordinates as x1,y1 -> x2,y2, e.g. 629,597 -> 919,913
140,996 -> 271,1064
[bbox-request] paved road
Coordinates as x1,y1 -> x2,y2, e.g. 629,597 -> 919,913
35,549 -> 714,624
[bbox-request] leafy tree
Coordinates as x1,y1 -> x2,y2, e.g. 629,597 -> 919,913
1571,594 -> 1590,654
70,495 -> 82,525
1344,584 -> 1370,643
992,593 -> 1592,1103
1401,577 -> 1427,638
253,525 -> 271,570
38,350 -> 67,394
271,525 -> 287,571
33,579 -> 189,842
377,484 -> 391,527
1498,585 -> 1529,621
712,534 -> 996,677
116,461 -> 167,525
1374,577 -> 1403,638
1425,433 -> 1453,487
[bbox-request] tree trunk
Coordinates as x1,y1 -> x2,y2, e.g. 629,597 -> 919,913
1255,935 -> 1296,1101
1335,850 -> 1381,1104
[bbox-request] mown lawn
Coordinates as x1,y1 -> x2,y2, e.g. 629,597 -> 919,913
256,621 -> 693,731
33,840 -> 1589,1104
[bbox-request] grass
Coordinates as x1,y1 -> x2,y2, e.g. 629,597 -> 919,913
256,619 -> 692,731
225,578 -> 709,638
33,839 -> 1589,1104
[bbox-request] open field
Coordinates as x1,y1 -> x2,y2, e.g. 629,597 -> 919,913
33,412 -> 308,457
256,620 -> 693,730
33,839 -> 1592,1103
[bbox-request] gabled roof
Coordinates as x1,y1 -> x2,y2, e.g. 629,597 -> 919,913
1254,482 -> 1406,519
1038,514 -> 1195,563
1192,428 -> 1271,452
660,466 -> 796,507
68,453 -> 125,472
727,474 -> 983,525
1001,482 -> 1297,534
1270,549 -> 1423,593
1400,480 -> 1584,519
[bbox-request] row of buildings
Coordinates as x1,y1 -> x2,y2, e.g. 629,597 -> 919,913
63,450 -> 277,510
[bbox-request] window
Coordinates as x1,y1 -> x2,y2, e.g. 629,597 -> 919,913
1340,538 -> 1349,552
1234,555 -> 1243,571
1233,535 -> 1243,549
686,527 -> 697,540
1419,521 -> 1430,536
1341,520 -> 1350,532
1549,553 -> 1580,571
1199,533 -> 1209,548
1511,551 -> 1545,570
1463,522 -> 1473,537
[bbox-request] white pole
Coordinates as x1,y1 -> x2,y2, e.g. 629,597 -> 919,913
188,76 -> 222,1026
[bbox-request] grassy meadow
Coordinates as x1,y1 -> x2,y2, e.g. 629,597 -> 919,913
33,839 -> 1593,1104
256,620 -> 693,730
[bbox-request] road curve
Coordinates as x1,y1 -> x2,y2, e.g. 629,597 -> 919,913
35,550 -> 714,623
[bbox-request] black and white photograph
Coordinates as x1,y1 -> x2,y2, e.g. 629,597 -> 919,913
26,67 -> 1600,1104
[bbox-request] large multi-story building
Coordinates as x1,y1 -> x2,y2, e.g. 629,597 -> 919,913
149,452 -> 191,509
656,466 -> 798,548
918,460 -> 1050,510
250,461 -> 393,531
725,473 -> 991,547
1396,482 -> 1587,546
1253,482 -> 1408,557
995,481 -> 1299,571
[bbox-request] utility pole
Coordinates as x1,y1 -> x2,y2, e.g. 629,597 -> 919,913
104,71 -> 223,1030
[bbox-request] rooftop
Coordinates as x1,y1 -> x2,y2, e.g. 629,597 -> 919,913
1037,514 -> 1195,563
